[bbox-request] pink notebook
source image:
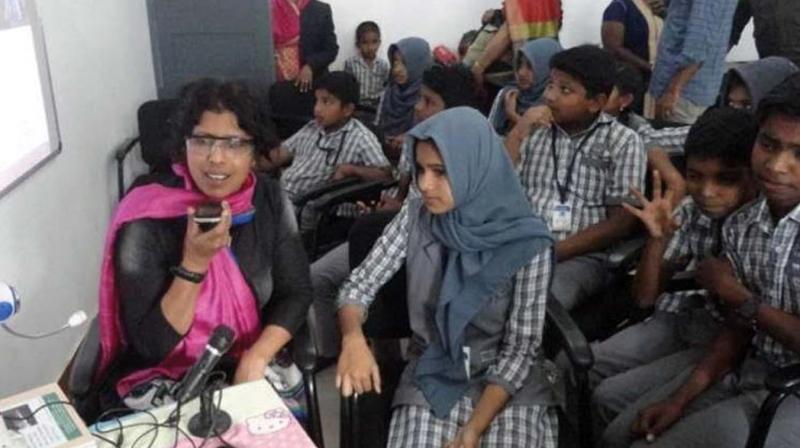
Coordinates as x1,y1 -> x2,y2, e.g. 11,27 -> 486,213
175,408 -> 316,448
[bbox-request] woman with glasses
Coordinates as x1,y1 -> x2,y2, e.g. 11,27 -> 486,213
94,79 -> 312,416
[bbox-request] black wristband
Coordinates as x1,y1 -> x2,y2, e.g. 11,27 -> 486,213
170,265 -> 206,284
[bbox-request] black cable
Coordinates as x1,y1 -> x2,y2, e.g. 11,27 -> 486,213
92,371 -> 235,448
1,399 -> 74,421
94,408 -> 161,448
211,385 -> 238,448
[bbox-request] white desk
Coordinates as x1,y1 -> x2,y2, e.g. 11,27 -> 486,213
91,380 -> 315,448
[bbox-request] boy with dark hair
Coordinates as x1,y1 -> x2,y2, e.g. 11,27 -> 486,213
592,107 -> 758,447
262,71 -> 391,218
514,45 -> 646,310
618,74 -> 800,447
344,21 -> 390,112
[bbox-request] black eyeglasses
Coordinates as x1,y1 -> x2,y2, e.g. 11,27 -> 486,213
316,130 -> 349,166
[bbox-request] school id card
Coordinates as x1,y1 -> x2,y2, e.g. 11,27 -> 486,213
551,203 -> 572,232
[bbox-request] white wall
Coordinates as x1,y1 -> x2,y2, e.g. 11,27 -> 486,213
327,0 -> 758,69
0,0 -> 155,396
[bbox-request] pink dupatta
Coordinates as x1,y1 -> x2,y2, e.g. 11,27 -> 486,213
97,165 -> 261,397
271,0 -> 311,81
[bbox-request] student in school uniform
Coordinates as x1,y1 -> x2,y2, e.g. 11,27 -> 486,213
717,56 -> 798,113
509,45 -> 646,310
344,21 -> 390,115
375,37 -> 433,161
336,107 -> 561,448
487,37 -> 562,135
591,108 -> 759,447
261,71 -> 392,227
622,74 -> 800,448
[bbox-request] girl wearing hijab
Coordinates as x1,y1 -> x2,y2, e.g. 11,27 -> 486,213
376,37 -> 433,159
337,108 -> 560,447
718,56 -> 799,112
488,38 -> 563,135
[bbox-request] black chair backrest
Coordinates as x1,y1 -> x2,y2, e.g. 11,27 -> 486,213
348,211 -> 411,339
138,99 -> 179,173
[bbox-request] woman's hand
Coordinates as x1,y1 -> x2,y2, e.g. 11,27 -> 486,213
181,201 -> 232,273
336,333 -> 381,397
622,170 -> 679,239
446,426 -> 481,448
297,64 -> 313,93
503,88 -> 520,123
233,349 -> 270,385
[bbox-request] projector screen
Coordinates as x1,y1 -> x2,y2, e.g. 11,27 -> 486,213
0,0 -> 60,198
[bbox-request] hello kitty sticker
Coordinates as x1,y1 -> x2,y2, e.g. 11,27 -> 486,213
174,407 -> 315,448
245,409 -> 291,435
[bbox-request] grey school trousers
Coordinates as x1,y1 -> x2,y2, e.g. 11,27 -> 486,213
591,307 -> 721,447
308,242 -> 350,358
550,252 -> 611,310
604,356 -> 800,448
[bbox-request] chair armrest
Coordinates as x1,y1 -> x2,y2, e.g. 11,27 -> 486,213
67,317 -> 100,398
605,236 -> 647,270
546,297 -> 594,371
294,178 -> 362,207
115,138 -> 141,200
307,180 -> 398,213
664,270 -> 700,293
115,137 -> 140,163
765,364 -> 800,393
291,319 -> 318,372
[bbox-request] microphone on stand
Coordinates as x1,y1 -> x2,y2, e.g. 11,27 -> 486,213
173,325 -> 236,404
171,324 -> 236,438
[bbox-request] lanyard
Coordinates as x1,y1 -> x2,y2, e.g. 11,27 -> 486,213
316,130 -> 350,166
550,125 -> 599,204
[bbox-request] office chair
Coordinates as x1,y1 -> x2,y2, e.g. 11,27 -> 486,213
65,315 -> 327,447
745,363 -> 800,448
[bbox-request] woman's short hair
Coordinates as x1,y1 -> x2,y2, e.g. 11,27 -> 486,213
168,78 -> 279,162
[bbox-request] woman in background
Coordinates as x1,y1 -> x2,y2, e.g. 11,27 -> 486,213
271,0 -> 338,92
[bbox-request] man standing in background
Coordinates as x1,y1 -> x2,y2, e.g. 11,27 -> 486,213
730,0 -> 800,68
648,0 -> 738,124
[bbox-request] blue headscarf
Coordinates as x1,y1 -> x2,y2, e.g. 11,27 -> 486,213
406,107 -> 554,418
490,38 -> 562,134
378,37 -> 433,136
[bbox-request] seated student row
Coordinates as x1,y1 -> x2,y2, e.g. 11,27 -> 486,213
330,45 -> 800,447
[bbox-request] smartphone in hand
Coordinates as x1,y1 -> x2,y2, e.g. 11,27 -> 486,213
194,202 -> 223,232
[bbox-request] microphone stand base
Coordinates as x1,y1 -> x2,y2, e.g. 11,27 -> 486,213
187,409 -> 232,438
